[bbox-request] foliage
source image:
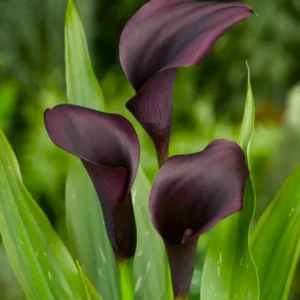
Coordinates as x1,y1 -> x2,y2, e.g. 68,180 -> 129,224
0,0 -> 300,299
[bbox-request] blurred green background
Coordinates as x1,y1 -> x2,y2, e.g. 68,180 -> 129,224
0,0 -> 300,299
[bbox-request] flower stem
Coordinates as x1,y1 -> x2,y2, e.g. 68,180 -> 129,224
174,296 -> 188,300
118,258 -> 135,300
165,252 -> 189,300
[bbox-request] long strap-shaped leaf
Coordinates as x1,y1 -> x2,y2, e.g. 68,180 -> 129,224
201,65 -> 260,300
252,166 -> 300,300
65,1 -> 119,299
64,1 -> 168,299
132,169 -> 166,299
0,129 -> 87,299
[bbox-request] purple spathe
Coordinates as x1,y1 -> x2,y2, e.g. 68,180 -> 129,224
120,0 -> 253,163
149,139 -> 249,296
44,104 -> 140,259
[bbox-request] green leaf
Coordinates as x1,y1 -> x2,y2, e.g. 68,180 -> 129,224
239,63 -> 255,156
132,169 -> 166,299
66,160 -> 119,299
252,166 -> 300,300
0,129 -> 87,299
76,262 -> 103,300
65,0 -> 119,299
201,63 -> 260,300
65,0 -> 104,109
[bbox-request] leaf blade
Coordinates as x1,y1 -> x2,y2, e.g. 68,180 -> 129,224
200,64 -> 260,300
65,0 -> 104,109
132,169 -> 166,299
64,1 -> 119,298
252,166 -> 300,300
0,129 -> 86,299
239,62 -> 255,157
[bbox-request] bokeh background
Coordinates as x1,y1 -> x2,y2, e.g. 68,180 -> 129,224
0,0 -> 300,299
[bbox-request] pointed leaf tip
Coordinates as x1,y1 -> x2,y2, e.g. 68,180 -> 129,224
239,62 -> 255,155
64,1 -> 118,297
201,65 -> 259,300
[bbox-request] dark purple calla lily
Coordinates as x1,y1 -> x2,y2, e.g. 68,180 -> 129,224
150,139 -> 249,297
120,0 -> 253,164
44,104 -> 140,260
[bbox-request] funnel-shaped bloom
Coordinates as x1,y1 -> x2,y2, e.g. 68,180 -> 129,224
150,139 -> 249,297
120,0 -> 253,163
44,104 -> 140,260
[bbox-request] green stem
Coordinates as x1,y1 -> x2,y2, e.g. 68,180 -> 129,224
118,259 -> 135,300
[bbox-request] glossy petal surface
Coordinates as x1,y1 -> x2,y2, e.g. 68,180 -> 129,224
150,139 -> 249,296
45,104 -> 140,259
120,0 -> 253,161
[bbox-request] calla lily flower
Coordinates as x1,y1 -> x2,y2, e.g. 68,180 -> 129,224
150,139 -> 249,297
120,0 -> 253,164
44,104 -> 140,260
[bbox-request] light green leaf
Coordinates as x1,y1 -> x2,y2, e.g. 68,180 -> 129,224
76,262 -> 103,300
66,160 -> 119,299
65,0 -> 104,109
201,64 -> 260,300
65,0 -> 119,299
132,169 -> 166,299
252,166 -> 300,300
0,129 -> 87,299
239,63 -> 255,157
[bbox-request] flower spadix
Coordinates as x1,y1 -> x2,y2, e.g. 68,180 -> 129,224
44,104 -> 140,260
149,139 -> 249,297
120,0 -> 253,163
